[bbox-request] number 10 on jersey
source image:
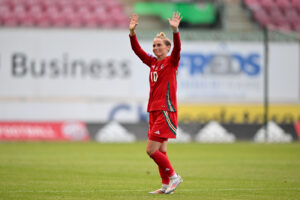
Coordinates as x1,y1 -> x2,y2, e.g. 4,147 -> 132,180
150,71 -> 158,82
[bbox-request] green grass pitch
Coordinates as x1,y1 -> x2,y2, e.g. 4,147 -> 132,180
0,142 -> 299,200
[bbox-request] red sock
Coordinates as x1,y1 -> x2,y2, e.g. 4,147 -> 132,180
159,152 -> 169,184
150,150 -> 174,177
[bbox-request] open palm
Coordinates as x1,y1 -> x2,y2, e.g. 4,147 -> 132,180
168,11 -> 182,30
129,13 -> 139,31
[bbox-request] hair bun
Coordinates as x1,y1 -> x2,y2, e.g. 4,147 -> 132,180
156,32 -> 166,38
155,32 -> 171,47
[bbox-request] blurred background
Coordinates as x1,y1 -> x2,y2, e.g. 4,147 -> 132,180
0,0 -> 299,143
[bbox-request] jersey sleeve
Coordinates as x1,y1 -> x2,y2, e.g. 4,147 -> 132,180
129,34 -> 154,67
170,32 -> 181,66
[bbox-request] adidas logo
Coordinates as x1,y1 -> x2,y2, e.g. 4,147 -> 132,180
254,121 -> 292,143
169,127 -> 192,143
154,130 -> 160,135
95,121 -> 136,143
195,121 -> 236,143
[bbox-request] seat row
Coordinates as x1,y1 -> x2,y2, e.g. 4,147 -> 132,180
0,0 -> 128,28
243,0 -> 300,31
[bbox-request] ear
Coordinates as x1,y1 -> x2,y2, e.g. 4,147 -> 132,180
167,45 -> 171,52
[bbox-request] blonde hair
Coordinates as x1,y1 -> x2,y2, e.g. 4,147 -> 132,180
155,32 -> 171,47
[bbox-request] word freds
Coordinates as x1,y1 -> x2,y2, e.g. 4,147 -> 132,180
180,53 -> 261,76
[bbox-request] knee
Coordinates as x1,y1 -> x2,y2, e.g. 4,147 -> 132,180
146,148 -> 154,156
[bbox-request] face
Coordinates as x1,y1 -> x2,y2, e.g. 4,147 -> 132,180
153,38 -> 171,59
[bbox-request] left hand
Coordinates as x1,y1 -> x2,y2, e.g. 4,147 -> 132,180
168,11 -> 182,32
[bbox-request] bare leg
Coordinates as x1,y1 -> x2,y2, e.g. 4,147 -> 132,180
146,140 -> 162,156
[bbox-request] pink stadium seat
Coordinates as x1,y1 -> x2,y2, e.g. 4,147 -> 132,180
93,7 -> 107,25
24,0 -> 40,10
276,0 -> 292,13
1,7 -> 19,26
97,10 -> 115,28
5,0 -> 17,10
244,0 -> 261,11
261,0 -> 277,13
40,0 -> 56,11
32,7 -> 51,27
87,0 -> 102,11
253,9 -> 272,27
0,0 -> 128,28
269,8 -> 286,26
285,8 -> 300,24
291,19 -> 300,31
78,7 -> 93,27
277,23 -> 292,31
21,14 -> 35,27
56,0 -> 71,11
61,8 -> 72,24
291,0 -> 300,13
47,7 -> 66,27
73,0 -> 87,11
109,7 -> 128,28
14,5 -> 26,24
243,0 -> 300,32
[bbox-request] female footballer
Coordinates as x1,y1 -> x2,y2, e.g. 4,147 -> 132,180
129,12 -> 183,194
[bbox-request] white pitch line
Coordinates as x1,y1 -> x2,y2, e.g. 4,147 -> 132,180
2,188 -> 300,193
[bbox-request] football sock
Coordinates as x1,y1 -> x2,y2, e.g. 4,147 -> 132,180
158,151 -> 170,184
150,150 -> 175,177
169,173 -> 178,179
162,184 -> 169,190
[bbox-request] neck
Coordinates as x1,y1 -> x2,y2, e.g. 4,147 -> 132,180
157,55 -> 166,61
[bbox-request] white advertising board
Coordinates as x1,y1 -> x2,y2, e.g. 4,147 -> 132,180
0,29 -> 298,101
0,29 -> 140,97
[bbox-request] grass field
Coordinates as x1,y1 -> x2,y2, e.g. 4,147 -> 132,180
0,142 -> 299,200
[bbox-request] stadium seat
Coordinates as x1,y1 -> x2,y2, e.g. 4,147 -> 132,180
2,8 -> 19,27
291,0 -> 300,13
285,8 -> 300,24
260,0 -> 277,13
47,7 -> 66,27
244,0 -> 300,32
78,7 -> 94,27
276,0 -> 292,13
253,9 -> 272,27
244,0 -> 261,11
0,0 -> 128,28
86,0 -> 101,12
14,5 -> 27,25
269,8 -> 286,26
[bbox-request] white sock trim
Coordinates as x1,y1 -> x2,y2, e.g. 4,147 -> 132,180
162,184 -> 168,189
169,173 -> 178,180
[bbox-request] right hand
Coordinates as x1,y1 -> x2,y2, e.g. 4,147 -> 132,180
129,14 -> 139,34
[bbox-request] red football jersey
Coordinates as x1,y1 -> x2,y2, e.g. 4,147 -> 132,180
130,32 -> 181,112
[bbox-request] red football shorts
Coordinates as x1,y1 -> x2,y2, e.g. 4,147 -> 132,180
148,110 -> 177,142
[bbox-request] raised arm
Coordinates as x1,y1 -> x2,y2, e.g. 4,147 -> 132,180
129,14 -> 153,67
129,13 -> 138,36
169,12 -> 182,65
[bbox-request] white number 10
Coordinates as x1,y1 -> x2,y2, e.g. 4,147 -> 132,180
150,72 -> 158,82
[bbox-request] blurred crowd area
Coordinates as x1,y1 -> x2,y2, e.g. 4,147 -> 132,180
0,0 -> 299,41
